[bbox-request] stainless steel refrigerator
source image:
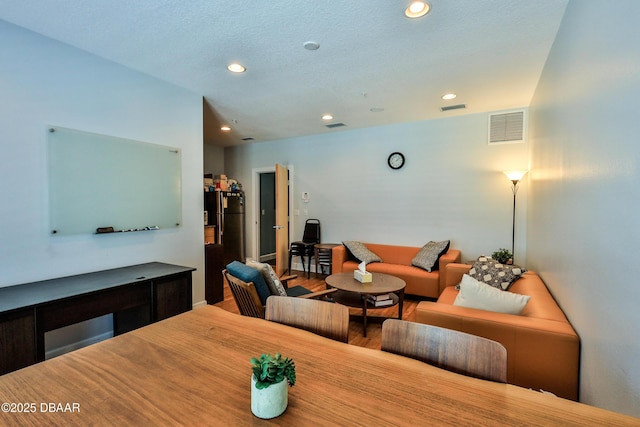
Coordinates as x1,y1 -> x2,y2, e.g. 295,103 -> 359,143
205,190 -> 246,264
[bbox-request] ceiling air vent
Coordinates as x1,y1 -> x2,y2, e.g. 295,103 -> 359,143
241,137 -> 254,141
488,110 -> 526,144
325,122 -> 346,129
441,104 -> 466,112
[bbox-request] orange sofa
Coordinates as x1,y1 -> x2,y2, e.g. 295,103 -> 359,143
415,263 -> 580,400
331,243 -> 461,298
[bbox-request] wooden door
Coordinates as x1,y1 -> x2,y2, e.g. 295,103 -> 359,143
274,164 -> 289,277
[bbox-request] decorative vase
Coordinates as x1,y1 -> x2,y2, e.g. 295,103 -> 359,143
251,375 -> 288,419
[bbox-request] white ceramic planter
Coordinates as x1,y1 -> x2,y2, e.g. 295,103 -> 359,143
251,375 -> 288,419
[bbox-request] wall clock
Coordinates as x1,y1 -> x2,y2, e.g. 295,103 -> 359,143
387,152 -> 405,170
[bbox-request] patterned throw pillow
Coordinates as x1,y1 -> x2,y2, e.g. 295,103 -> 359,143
342,241 -> 383,265
246,258 -> 288,296
411,240 -> 450,272
467,256 -> 526,291
264,263 -> 288,296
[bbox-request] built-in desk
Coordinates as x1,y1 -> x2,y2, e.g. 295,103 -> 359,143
0,262 -> 195,375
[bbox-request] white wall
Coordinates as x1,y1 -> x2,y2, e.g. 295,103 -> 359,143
528,0 -> 640,417
204,143 -> 225,176
225,110 -> 530,265
0,21 -> 205,347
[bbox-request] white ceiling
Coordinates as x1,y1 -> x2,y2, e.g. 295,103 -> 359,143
0,0 -> 568,147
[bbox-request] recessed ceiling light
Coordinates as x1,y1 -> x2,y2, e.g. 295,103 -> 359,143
405,1 -> 430,18
442,93 -> 457,100
322,114 -> 333,121
303,41 -> 320,51
227,63 -> 246,73
221,126 -> 231,132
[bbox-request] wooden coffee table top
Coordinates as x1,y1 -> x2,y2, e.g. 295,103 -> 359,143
325,272 -> 406,295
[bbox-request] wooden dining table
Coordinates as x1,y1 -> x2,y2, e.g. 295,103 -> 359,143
0,306 -> 637,426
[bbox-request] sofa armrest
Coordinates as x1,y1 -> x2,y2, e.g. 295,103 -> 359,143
444,263 -> 472,288
331,245 -> 348,273
437,250 -> 461,294
415,301 -> 580,400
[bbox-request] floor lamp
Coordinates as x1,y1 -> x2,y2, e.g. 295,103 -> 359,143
503,170 -> 528,263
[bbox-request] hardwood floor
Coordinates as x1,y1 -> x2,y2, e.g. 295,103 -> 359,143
213,269 -> 429,350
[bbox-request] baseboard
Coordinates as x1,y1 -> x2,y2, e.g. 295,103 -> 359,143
291,260 -> 323,275
259,253 -> 276,262
193,300 -> 208,309
45,331 -> 114,360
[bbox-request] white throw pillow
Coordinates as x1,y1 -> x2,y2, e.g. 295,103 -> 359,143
453,274 -> 530,315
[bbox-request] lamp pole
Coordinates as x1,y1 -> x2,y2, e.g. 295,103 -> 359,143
503,170 -> 527,264
510,179 -> 519,260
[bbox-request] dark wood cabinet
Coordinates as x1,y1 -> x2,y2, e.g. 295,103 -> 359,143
113,303 -> 152,336
205,244 -> 224,304
0,262 -> 194,375
154,274 -> 192,321
0,308 -> 36,374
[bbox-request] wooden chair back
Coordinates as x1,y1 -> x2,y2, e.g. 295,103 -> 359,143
381,319 -> 507,383
222,270 -> 265,318
265,296 -> 349,343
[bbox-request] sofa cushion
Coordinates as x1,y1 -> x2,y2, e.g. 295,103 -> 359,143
226,261 -> 271,304
411,240 -> 450,272
365,262 -> 440,297
453,274 -> 530,315
245,258 -> 287,297
342,241 -> 383,265
468,256 -> 526,291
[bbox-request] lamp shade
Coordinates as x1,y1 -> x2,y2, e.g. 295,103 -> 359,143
503,170 -> 528,182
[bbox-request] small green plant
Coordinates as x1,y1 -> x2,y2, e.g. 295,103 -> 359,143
250,353 -> 296,389
491,248 -> 513,264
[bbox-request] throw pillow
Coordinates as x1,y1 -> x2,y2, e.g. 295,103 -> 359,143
411,240 -> 450,272
468,256 -> 526,291
453,274 -> 531,315
246,258 -> 288,297
226,261 -> 271,305
342,241 -> 383,265
262,264 -> 288,297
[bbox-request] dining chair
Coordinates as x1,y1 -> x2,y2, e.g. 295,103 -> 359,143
314,245 -> 334,276
222,269 -> 337,319
288,218 -> 321,278
381,319 -> 507,383
265,296 -> 349,343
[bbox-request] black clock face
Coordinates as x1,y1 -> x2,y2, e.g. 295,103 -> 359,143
388,152 -> 405,169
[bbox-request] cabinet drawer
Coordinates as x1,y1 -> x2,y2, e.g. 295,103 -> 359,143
38,282 -> 149,332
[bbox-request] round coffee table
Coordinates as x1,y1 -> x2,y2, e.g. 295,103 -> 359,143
325,272 -> 406,337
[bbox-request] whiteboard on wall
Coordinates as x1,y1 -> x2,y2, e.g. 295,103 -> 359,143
48,126 -> 182,236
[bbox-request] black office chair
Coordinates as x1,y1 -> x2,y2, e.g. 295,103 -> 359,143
288,219 -> 320,278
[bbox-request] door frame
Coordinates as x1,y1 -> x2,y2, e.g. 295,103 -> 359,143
251,165 -> 294,264
257,171 -> 276,263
